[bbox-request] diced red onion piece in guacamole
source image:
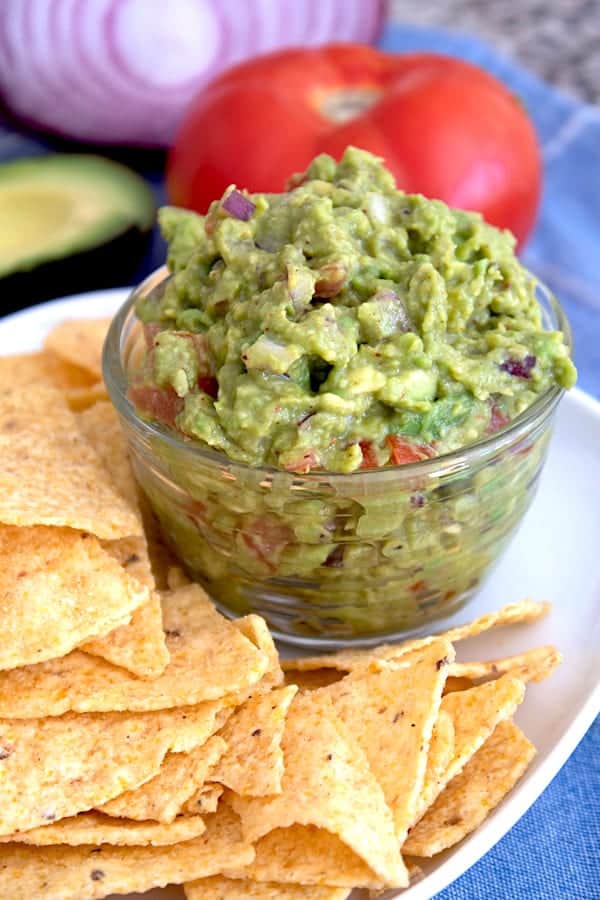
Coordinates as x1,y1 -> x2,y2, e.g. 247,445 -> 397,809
500,354 -> 536,378
222,190 -> 255,221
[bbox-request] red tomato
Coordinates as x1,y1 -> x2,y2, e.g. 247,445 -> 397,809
386,435 -> 436,465
359,440 -> 379,469
168,44 -> 541,246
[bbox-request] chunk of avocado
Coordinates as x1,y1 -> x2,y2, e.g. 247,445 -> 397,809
0,154 -> 155,310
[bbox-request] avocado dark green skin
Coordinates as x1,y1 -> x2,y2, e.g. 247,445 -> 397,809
0,224 -> 153,313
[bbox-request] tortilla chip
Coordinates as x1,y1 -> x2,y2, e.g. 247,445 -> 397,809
225,825 -> 387,890
183,784 -> 224,816
317,639 -> 453,841
0,386 -> 140,539
421,675 -> 526,814
77,401 -> 139,512
282,600 -> 551,673
77,402 -> 170,678
0,812 -> 206,846
403,720 -> 535,856
99,735 -> 227,823
0,585 -> 269,717
0,805 -> 254,900
185,876 -> 350,899
44,317 -> 111,380
230,692 -> 407,888
0,703 -> 222,836
64,380 -> 108,412
211,686 -> 297,797
284,668 -> 344,691
0,351 -> 96,392
82,588 -> 169,679
449,645 -> 562,685
234,615 -> 284,691
0,524 -> 149,670
413,708 -> 455,824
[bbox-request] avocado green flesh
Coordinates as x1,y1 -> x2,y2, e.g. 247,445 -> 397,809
0,155 -> 155,278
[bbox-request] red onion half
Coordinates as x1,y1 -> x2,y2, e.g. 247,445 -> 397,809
0,0 -> 386,146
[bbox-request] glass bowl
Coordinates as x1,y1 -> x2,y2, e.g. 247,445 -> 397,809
104,266 -> 572,648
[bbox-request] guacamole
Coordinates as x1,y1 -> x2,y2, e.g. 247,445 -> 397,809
124,148 -> 576,641
133,147 -> 575,474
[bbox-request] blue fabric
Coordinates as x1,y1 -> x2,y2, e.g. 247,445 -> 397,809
0,21 -> 599,898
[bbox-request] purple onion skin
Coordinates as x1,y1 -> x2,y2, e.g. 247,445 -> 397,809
222,190 -> 256,221
500,354 -> 536,378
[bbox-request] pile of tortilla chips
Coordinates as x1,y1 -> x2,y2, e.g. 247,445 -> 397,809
0,319 -> 561,899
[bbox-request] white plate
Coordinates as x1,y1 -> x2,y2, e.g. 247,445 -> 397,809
2,288 -> 599,900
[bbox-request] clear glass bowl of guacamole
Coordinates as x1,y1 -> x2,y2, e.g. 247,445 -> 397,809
104,148 -> 575,647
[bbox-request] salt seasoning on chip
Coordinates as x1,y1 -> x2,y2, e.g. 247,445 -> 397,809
0,524 -> 149,671
0,585 -> 269,717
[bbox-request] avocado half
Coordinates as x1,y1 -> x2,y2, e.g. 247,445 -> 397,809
0,154 -> 156,311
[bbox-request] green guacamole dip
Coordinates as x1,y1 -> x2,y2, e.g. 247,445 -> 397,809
133,147 -> 575,474
126,147 -> 576,641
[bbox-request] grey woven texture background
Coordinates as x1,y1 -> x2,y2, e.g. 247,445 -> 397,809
390,0 -> 600,104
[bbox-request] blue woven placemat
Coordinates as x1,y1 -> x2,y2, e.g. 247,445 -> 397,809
0,20 -> 598,899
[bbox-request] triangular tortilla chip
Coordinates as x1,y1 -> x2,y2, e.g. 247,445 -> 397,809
99,734 -> 227,823
403,720 -> 535,856
0,585 -> 269,717
0,702 -> 222,836
318,639 -> 453,841
415,675 -> 526,816
77,402 -> 170,678
44,317 -> 111,380
283,600 -> 550,673
0,386 -> 140,539
0,805 -> 254,900
0,812 -> 206,846
185,877 -> 350,898
183,784 -> 224,816
230,692 -> 407,888
211,686 -> 297,797
225,825 -> 387,890
413,708 -> 455,823
0,524 -> 148,670
449,645 -> 562,685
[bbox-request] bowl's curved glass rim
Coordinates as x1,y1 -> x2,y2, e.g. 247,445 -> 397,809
103,265 -> 573,483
